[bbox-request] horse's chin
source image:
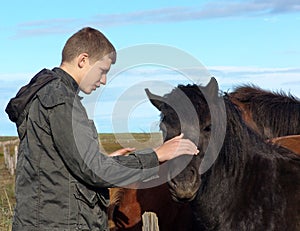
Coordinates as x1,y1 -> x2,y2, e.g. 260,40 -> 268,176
169,189 -> 197,203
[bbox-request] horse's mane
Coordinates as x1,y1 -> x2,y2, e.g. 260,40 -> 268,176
159,83 -> 298,170
109,188 -> 127,206
229,84 -> 300,138
173,85 -> 292,166
162,84 -> 251,169
231,84 -> 299,104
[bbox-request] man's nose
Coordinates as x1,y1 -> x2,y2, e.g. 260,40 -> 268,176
100,75 -> 107,85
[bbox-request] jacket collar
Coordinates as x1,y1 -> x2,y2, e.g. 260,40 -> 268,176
52,67 -> 79,94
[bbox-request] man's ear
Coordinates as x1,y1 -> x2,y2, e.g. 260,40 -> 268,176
145,88 -> 164,111
78,53 -> 89,68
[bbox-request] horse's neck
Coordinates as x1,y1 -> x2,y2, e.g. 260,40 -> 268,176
195,148 -> 277,229
195,105 -> 292,227
198,103 -> 268,191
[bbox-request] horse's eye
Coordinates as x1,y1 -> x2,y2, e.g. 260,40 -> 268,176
203,124 -> 211,132
160,122 -> 167,133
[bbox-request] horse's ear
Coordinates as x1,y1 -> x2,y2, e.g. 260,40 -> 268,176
145,88 -> 164,111
204,77 -> 219,100
206,77 -> 219,93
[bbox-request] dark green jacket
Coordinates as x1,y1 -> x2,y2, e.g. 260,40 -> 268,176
6,68 -> 159,230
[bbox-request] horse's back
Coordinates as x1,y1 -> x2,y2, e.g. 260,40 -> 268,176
271,135 -> 300,155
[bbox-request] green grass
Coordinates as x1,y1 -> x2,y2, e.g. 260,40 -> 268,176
0,137 -> 17,142
98,132 -> 162,153
0,133 -> 162,230
0,154 -> 15,231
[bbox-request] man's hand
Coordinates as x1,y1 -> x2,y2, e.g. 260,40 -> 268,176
154,133 -> 199,162
109,147 -> 136,156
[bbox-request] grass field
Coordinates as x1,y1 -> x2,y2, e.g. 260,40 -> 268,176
0,133 -> 162,230
0,144 -> 16,231
0,137 -> 17,142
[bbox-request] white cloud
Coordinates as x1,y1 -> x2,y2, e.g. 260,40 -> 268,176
10,0 -> 300,38
208,65 -> 300,97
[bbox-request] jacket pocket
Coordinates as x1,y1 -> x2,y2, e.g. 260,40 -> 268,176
75,183 -> 99,207
88,119 -> 99,139
74,183 -> 109,230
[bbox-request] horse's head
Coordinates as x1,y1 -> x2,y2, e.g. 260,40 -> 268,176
145,77 -> 223,202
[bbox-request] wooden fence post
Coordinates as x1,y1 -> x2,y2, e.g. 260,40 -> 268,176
1,139 -> 19,175
3,145 -> 9,167
142,212 -> 160,231
15,145 -> 18,168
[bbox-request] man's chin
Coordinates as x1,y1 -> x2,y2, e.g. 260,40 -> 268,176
80,88 -> 93,94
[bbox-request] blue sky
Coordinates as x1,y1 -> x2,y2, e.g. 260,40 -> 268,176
1,0 -> 300,135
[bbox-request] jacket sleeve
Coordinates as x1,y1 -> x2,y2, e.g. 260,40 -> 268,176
38,89 -> 159,188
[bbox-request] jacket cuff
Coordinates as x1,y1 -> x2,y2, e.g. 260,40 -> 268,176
134,148 -> 159,182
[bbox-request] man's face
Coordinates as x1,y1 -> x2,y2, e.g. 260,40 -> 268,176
80,55 -> 112,94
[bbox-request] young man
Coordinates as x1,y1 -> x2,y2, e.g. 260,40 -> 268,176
6,27 -> 198,230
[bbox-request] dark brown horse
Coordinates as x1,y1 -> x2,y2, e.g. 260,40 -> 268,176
147,78 -> 300,230
109,80 -> 300,230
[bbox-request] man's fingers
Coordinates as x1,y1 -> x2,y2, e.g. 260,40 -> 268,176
155,134 -> 199,162
176,133 -> 184,139
109,147 -> 136,156
169,133 -> 184,141
177,139 -> 199,155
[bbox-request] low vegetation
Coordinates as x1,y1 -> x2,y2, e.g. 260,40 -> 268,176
0,151 -> 15,230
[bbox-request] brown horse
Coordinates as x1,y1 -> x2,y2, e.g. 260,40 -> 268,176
228,85 -> 300,155
270,135 -> 300,155
108,183 -> 194,231
228,85 -> 300,138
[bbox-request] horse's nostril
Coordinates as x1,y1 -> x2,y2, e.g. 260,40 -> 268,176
190,168 -> 196,176
170,179 -> 177,189
187,167 -> 197,182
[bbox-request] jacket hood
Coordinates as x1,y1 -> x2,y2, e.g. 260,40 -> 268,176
5,68 -> 58,127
